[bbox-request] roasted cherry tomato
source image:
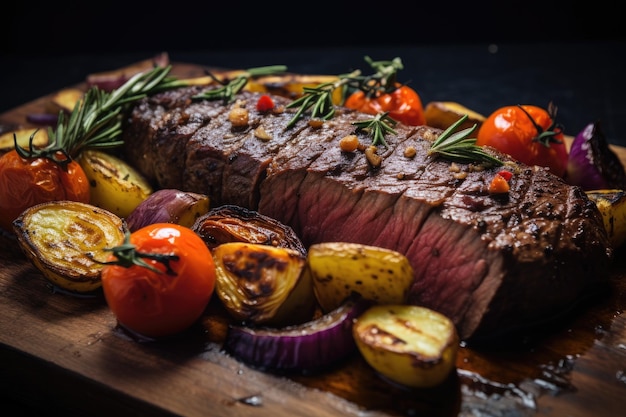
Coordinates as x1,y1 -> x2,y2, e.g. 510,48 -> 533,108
101,223 -> 216,339
344,84 -> 426,126
0,149 -> 90,232
476,104 -> 569,177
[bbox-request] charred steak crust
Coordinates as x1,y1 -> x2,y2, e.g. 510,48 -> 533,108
122,87 -> 613,341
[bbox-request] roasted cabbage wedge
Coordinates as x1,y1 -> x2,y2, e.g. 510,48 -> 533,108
307,242 -> 414,312
0,128 -> 49,154
586,189 -> 626,248
212,242 -> 315,326
13,200 -> 126,293
77,149 -> 153,218
353,304 -> 459,388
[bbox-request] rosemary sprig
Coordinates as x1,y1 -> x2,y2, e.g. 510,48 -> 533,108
428,115 -> 503,166
284,56 -> 410,129
285,70 -> 361,129
192,65 -> 288,103
352,112 -> 397,147
16,65 -> 188,165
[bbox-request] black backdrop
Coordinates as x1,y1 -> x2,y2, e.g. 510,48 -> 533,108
2,1 -> 625,145
2,1 -> 623,54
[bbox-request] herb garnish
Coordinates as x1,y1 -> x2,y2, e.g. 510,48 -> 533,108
192,65 -> 288,103
285,70 -> 361,129
428,115 -> 503,166
18,65 -> 187,164
285,56 -> 409,129
352,112 -> 397,147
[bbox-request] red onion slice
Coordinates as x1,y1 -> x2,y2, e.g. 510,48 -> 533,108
223,296 -> 370,374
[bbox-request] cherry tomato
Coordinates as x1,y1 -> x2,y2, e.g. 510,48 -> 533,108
101,223 -> 216,339
344,84 -> 426,126
476,104 -> 569,177
0,150 -> 90,232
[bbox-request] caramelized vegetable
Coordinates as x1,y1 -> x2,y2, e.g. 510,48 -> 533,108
212,242 -> 315,326
423,101 -> 486,132
353,305 -> 459,388
192,205 -> 306,255
13,200 -> 126,293
307,242 -> 415,313
224,296 -> 370,374
566,121 -> 626,191
0,128 -> 49,155
126,189 -> 210,231
77,149 -> 153,218
586,189 -> 626,248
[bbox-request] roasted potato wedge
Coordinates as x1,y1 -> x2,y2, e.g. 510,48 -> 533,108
586,189 -> 626,248
353,304 -> 459,388
0,128 -> 49,154
46,88 -> 84,114
424,101 -> 486,132
77,149 -> 153,218
13,200 -> 126,293
212,242 -> 315,326
307,242 -> 414,312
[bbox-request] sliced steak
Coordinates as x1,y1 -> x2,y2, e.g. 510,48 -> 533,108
123,87 -> 613,342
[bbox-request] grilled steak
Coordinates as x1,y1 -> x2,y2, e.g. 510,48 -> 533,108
122,87 -> 613,342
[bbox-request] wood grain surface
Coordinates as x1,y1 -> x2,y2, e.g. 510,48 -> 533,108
1,63 -> 625,417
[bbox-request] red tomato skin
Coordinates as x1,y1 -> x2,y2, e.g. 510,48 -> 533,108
344,85 -> 426,126
476,105 -> 569,177
0,150 -> 90,232
101,223 -> 216,339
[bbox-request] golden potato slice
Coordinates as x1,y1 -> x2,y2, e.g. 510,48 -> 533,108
424,101 -> 486,133
307,242 -> 414,312
77,149 -> 153,218
46,88 -> 84,114
212,242 -> 315,326
586,189 -> 626,248
353,304 -> 459,388
0,128 -> 49,154
13,200 -> 126,293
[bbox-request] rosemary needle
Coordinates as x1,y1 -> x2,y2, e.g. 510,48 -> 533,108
192,65 -> 288,103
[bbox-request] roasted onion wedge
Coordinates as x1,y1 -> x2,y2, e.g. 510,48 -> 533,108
13,201 -> 126,293
307,242 -> 415,312
126,189 -> 210,231
353,305 -> 459,388
224,296 -> 370,374
192,205 -> 306,255
212,242 -> 315,326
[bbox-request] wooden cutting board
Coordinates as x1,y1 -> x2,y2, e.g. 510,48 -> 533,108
1,62 -> 625,417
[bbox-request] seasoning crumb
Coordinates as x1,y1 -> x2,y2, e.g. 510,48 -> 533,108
404,146 -> 417,158
254,126 -> 272,141
340,135 -> 360,152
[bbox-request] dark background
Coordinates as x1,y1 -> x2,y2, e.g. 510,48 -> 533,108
1,1 -> 625,145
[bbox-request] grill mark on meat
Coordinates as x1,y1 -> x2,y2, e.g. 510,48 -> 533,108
123,87 -> 613,342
